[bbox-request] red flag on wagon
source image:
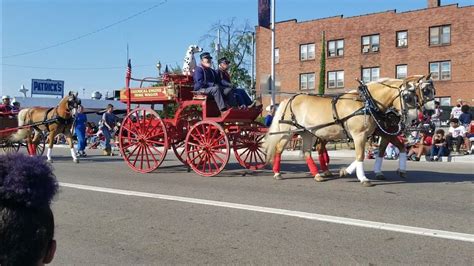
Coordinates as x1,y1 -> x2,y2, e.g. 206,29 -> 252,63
258,0 -> 271,29
126,59 -> 132,79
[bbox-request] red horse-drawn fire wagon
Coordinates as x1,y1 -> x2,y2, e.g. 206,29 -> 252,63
0,112 -> 46,155
118,65 -> 267,176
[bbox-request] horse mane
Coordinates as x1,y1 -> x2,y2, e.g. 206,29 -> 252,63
56,95 -> 73,118
366,78 -> 404,91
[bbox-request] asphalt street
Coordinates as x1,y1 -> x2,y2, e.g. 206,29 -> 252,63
44,148 -> 473,265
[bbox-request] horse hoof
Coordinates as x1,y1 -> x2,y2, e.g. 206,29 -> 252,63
396,169 -> 407,178
322,170 -> 333,177
314,174 -> 325,182
74,159 -> 79,163
374,173 -> 386,180
274,173 -> 284,180
362,181 -> 374,187
47,159 -> 53,163
339,168 -> 348,178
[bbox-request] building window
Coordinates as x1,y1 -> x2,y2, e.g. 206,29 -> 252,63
396,31 -> 408,47
328,39 -> 344,57
435,97 -> 451,106
328,71 -> 344,88
430,61 -> 451,80
275,48 -> 279,64
362,34 -> 380,53
396,64 -> 407,79
300,43 -> 315,61
430,25 -> 450,45
300,73 -> 315,90
362,67 -> 380,83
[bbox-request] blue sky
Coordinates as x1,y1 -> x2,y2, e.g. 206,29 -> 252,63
1,0 -> 472,98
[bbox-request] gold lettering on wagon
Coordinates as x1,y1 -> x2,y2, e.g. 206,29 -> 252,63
121,86 -> 174,100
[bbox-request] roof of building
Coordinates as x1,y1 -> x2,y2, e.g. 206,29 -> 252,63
12,97 -> 128,110
275,3 -> 471,26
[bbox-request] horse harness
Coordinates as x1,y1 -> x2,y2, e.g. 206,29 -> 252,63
273,84 -> 405,139
26,107 -> 74,133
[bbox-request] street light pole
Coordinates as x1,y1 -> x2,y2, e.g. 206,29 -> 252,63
156,61 -> 162,77
251,31 -> 255,99
270,0 -> 276,106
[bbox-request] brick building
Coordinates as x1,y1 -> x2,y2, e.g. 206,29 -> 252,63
256,0 -> 473,108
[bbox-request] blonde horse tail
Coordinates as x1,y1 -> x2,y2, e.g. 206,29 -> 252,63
10,109 -> 30,142
264,99 -> 289,164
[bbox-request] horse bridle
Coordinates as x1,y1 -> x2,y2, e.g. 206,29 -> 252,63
417,80 -> 436,107
66,95 -> 81,114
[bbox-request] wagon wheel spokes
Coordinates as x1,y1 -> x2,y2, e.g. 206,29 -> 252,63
233,123 -> 267,170
2,140 -> 20,153
185,121 -> 229,177
171,140 -> 187,165
119,107 -> 168,173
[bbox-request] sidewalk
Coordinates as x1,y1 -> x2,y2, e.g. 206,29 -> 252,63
283,149 -> 474,163
55,144 -> 473,163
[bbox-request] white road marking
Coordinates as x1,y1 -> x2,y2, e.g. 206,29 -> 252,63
59,182 -> 474,243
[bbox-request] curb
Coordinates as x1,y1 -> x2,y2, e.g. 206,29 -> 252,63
282,149 -> 474,163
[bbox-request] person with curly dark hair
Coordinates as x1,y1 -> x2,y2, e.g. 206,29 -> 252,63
0,153 -> 58,266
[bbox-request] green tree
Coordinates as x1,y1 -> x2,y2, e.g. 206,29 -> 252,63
318,31 -> 326,95
200,18 -> 254,95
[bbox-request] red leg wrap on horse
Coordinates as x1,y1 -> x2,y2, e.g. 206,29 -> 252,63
273,153 -> 281,173
323,150 -> 330,164
318,153 -> 328,171
28,143 -> 36,156
306,156 -> 319,176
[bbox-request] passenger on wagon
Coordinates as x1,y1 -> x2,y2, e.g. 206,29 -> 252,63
216,57 -> 256,109
193,52 -> 236,113
0,95 -> 13,113
11,99 -> 21,113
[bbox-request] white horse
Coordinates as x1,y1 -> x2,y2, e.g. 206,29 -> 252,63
182,45 -> 203,75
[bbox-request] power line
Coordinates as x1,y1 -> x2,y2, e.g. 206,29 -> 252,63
2,0 -> 168,59
2,63 -> 155,70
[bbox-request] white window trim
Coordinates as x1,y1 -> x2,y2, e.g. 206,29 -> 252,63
362,67 -> 380,82
362,34 -> 380,53
328,39 -> 344,57
430,25 -> 451,46
300,73 -> 316,90
396,31 -> 408,47
396,64 -> 408,79
429,61 -> 451,81
328,70 -> 344,88
300,43 -> 315,61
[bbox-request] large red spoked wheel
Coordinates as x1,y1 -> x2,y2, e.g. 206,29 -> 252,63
185,121 -> 230,177
119,107 -> 168,173
233,122 -> 267,170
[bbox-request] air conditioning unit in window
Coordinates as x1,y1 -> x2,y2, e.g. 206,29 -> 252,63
372,46 -> 379,52
398,39 -> 407,47
362,47 -> 370,53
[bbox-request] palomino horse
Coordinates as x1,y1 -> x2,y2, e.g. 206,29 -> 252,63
11,91 -> 81,162
371,75 -> 436,179
315,75 -> 436,180
264,77 -> 427,187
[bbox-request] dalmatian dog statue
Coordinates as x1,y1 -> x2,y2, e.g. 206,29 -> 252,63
182,44 -> 203,75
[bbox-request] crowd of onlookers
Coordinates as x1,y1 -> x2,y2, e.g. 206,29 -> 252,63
369,99 -> 473,161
